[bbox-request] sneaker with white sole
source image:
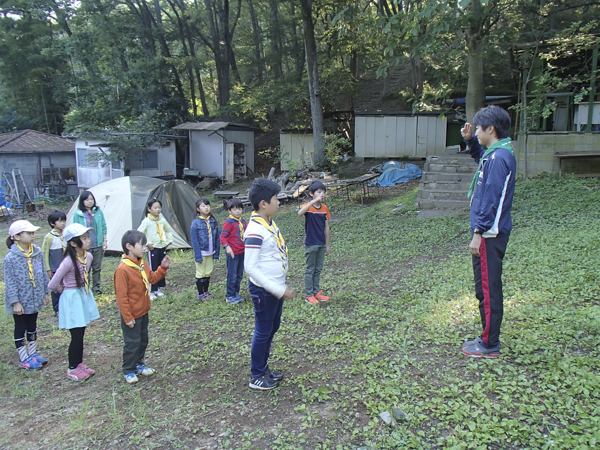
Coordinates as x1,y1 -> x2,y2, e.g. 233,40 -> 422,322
67,366 -> 90,381
156,289 -> 165,297
125,373 -> 139,384
461,341 -> 501,358
249,374 -> 279,390
267,367 -> 283,381
30,352 -> 48,365
19,355 -> 42,370
135,364 -> 155,376
149,292 -> 157,301
462,336 -> 483,348
79,363 -> 95,376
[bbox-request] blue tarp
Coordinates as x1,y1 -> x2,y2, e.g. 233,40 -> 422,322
369,161 -> 422,187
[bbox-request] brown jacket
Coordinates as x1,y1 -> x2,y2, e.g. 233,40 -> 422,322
114,255 -> 167,322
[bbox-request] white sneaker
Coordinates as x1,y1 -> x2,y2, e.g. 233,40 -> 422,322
156,289 -> 165,297
149,292 -> 157,301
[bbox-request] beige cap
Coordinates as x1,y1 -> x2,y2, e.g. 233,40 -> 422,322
8,220 -> 41,237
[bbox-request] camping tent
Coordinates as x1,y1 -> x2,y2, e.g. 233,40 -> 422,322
67,177 -> 200,252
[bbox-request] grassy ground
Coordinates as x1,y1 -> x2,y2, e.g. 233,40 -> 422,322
0,175 -> 598,449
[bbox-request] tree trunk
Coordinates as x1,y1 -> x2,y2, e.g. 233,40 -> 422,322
246,0 -> 264,83
289,3 -> 304,82
465,0 -> 486,123
299,0 -> 324,164
269,0 -> 283,79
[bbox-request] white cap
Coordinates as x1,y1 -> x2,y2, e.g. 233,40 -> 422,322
63,223 -> 92,242
8,220 -> 41,237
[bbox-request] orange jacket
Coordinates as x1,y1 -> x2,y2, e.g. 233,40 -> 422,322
114,255 -> 167,322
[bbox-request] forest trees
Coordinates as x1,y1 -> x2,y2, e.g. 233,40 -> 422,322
1,0 -> 599,163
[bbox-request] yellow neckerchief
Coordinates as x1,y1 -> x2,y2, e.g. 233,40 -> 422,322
148,214 -> 165,241
228,214 -> 244,239
120,255 -> 150,296
51,230 -> 66,250
198,214 -> 211,240
250,213 -> 288,271
76,251 -> 90,294
16,242 -> 36,288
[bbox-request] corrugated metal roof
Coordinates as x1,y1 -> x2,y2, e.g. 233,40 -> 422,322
172,122 -> 258,131
0,129 -> 75,153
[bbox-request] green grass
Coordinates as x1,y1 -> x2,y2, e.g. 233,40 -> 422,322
0,175 -> 598,448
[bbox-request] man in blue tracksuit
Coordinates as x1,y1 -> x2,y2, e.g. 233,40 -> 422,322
460,105 -> 516,358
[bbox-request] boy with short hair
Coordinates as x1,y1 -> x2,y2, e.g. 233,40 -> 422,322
244,178 -> 296,390
460,105 -> 516,358
298,181 -> 331,304
114,230 -> 171,384
41,211 -> 67,314
220,198 -> 247,304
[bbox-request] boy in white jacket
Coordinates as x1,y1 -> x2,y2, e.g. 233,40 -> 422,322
244,179 -> 296,390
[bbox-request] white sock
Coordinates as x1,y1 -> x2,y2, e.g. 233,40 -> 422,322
15,342 -> 28,362
27,339 -> 37,355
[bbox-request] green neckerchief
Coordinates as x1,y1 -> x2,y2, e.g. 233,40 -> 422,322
467,138 -> 514,198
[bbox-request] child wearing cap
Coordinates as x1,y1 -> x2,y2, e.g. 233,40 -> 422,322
48,223 -> 100,381
4,220 -> 51,370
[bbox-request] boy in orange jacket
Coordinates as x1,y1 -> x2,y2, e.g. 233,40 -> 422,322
114,230 -> 171,384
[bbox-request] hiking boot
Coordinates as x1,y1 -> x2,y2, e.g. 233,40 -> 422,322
249,374 -> 279,390
315,291 -> 330,302
156,289 -> 165,297
267,367 -> 283,381
19,355 -> 42,370
124,373 -> 139,384
67,366 -> 90,381
305,296 -> 319,305
462,336 -> 483,348
79,363 -> 95,376
461,342 -> 501,358
135,364 -> 155,376
30,352 -> 48,365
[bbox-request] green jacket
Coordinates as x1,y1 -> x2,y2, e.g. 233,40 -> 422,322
72,207 -> 108,247
138,214 -> 173,248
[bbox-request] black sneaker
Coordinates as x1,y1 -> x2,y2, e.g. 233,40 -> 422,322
267,367 -> 283,381
249,374 -> 279,390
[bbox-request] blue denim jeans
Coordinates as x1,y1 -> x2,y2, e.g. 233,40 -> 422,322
249,281 -> 283,379
226,253 -> 244,298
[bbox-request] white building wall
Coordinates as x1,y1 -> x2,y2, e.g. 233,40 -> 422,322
280,133 -> 315,170
189,131 -> 225,177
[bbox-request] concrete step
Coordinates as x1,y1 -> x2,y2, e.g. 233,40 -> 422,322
422,172 -> 475,183
424,162 -> 477,173
416,198 -> 471,210
419,180 -> 472,191
427,154 -> 476,164
417,189 -> 470,201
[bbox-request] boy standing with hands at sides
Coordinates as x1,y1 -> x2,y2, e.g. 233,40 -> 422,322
298,181 -> 331,304
41,211 -> 67,315
460,105 -> 516,358
244,178 -> 296,390
220,198 -> 247,304
114,230 -> 171,384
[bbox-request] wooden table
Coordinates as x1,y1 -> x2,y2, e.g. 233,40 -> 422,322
554,151 -> 600,177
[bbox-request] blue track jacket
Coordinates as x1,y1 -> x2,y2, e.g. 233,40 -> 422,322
466,136 -> 517,238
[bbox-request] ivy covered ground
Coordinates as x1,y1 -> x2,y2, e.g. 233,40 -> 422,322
0,175 -> 598,449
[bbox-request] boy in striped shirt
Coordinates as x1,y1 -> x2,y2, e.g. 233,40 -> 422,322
244,179 -> 296,390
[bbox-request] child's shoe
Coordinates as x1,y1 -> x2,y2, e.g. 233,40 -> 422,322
305,296 -> 319,305
249,374 -> 279,390
204,292 -> 213,300
462,336 -> 483,348
461,341 -> 501,358
67,366 -> 90,381
124,373 -> 139,384
267,367 -> 283,381
197,293 -> 207,301
30,352 -> 48,365
235,295 -> 245,302
156,288 -> 165,297
79,363 -> 95,376
226,296 -> 241,304
19,355 -> 42,370
315,291 -> 330,302
135,364 -> 155,376
149,292 -> 157,301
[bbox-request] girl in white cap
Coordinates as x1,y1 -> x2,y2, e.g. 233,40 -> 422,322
4,220 -> 51,370
49,223 -> 100,381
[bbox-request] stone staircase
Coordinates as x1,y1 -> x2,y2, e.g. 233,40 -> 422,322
416,148 -> 478,210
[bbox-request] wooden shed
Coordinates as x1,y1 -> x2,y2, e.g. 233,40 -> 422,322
354,112 -> 447,159
172,122 -> 257,183
0,129 -> 77,200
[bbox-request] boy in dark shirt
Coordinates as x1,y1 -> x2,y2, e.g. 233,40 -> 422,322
298,181 -> 331,304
